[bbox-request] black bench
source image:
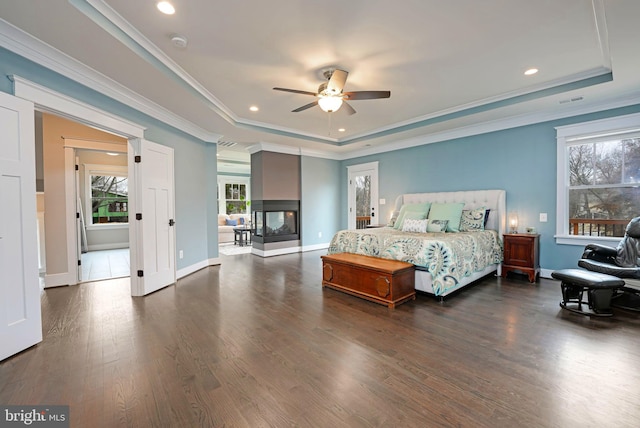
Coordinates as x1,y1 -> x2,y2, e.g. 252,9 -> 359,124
552,269 -> 625,317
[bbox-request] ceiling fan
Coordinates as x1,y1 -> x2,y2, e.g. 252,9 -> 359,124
273,69 -> 390,115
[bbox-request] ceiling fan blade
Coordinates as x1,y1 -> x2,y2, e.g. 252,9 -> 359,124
273,87 -> 318,96
342,101 -> 356,115
326,69 -> 348,93
343,90 -> 391,100
292,100 -> 319,112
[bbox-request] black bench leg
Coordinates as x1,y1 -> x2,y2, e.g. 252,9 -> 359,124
588,288 -> 614,315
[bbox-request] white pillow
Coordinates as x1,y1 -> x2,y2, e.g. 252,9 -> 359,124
402,218 -> 428,233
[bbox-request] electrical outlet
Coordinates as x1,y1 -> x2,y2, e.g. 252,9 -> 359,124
179,250 -> 184,259
318,232 -> 322,238
539,213 -> 548,222
379,198 -> 386,205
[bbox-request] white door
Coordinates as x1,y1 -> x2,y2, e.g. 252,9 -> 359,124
347,162 -> 379,229
0,91 -> 42,361
131,139 -> 176,296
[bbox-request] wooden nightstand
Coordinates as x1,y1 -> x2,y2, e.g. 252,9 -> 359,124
502,233 -> 540,283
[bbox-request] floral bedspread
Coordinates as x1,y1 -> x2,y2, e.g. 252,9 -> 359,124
327,227 -> 503,296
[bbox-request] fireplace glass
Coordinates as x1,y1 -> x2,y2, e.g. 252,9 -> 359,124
254,211 -> 297,237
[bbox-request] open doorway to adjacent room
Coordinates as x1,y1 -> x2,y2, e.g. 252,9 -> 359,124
76,149 -> 130,282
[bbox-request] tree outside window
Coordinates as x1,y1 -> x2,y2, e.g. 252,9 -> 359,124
91,175 -> 128,224
568,137 -> 640,236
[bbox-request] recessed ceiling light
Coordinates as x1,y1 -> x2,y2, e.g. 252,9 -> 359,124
106,152 -> 119,156
338,128 -> 346,132
249,106 -> 259,112
157,2 -> 175,15
524,68 -> 539,76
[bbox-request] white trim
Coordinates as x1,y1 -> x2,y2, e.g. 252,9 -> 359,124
44,272 -> 75,288
83,163 -> 129,229
540,268 -> 555,280
41,1 -> 618,147
555,111 -> 640,138
247,142 -> 303,156
87,243 -> 128,251
0,21 -> 219,142
251,246 -> 302,257
301,243 -> 330,252
10,76 -> 145,138
63,138 -> 127,153
347,162 -> 379,230
555,234 -> 621,247
176,259 -> 220,280
217,175 -> 251,216
9,75 -> 155,297
127,139 -> 142,295
555,111 -> 640,245
2,3 -> 637,155
64,147 -> 79,285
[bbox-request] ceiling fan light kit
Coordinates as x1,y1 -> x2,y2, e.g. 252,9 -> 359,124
317,96 -> 343,112
273,68 -> 390,115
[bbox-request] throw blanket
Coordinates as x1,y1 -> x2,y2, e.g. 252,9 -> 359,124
328,227 -> 503,296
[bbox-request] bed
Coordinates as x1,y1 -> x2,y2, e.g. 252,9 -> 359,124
327,189 -> 506,298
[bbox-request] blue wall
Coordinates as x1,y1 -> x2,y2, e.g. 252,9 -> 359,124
341,104 -> 640,272
301,156 -> 341,247
0,47 -> 219,269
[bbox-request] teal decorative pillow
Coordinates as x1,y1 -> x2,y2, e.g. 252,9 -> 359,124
428,202 -> 465,232
402,218 -> 427,233
394,202 -> 431,230
459,207 -> 487,231
427,219 -> 449,233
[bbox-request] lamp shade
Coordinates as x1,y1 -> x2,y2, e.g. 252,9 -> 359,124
508,211 -> 519,233
318,96 -> 343,112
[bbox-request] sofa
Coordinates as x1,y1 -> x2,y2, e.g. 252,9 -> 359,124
218,213 -> 252,244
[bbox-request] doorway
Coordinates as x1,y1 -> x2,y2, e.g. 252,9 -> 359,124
76,148 -> 130,282
14,76 -> 176,297
347,162 -> 379,229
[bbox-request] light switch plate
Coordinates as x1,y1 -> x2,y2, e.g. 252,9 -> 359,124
539,213 -> 548,222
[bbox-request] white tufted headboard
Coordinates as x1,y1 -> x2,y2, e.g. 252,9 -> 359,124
393,189 -> 506,237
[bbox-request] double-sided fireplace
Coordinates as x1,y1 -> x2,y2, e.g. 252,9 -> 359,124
252,200 -> 300,244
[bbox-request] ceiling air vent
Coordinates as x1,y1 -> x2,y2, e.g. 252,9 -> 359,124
218,141 -> 237,148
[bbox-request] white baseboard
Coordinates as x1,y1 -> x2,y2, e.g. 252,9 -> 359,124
176,258 -> 221,280
301,243 -> 329,252
540,268 -> 554,279
251,246 -> 302,257
44,272 -> 75,288
87,243 -> 129,251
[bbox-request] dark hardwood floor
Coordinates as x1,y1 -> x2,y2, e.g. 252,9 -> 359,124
2,250 -> 640,427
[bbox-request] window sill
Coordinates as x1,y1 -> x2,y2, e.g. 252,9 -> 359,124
555,234 -> 621,247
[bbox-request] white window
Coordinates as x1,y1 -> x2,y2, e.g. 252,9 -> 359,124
84,165 -> 128,228
218,176 -> 250,215
556,112 -> 640,246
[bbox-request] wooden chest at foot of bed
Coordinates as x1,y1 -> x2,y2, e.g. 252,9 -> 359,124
321,253 -> 415,308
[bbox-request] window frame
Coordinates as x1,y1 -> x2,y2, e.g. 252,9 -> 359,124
217,175 -> 251,215
555,112 -> 640,246
84,164 -> 129,230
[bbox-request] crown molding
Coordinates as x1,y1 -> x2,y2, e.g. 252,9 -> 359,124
67,0 -> 619,148
0,17 -> 221,143
10,74 -> 145,138
339,90 -> 640,160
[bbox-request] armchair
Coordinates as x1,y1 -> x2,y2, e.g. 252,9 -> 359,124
578,216 -> 640,311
